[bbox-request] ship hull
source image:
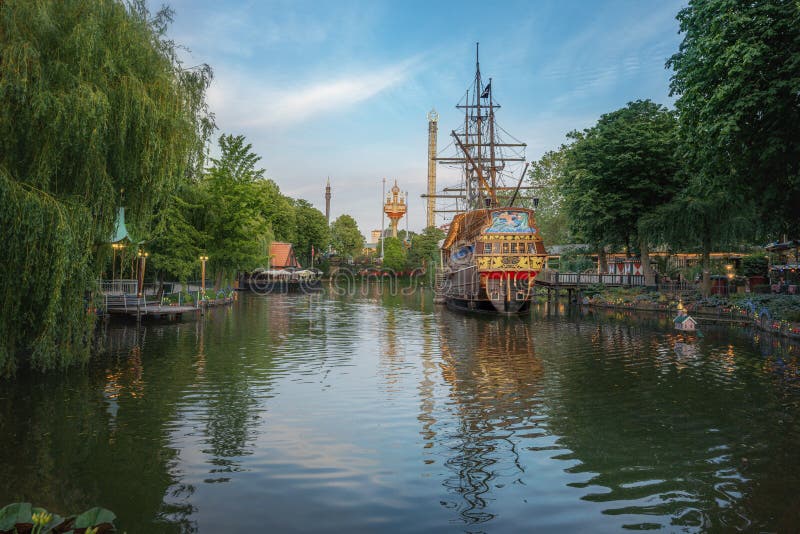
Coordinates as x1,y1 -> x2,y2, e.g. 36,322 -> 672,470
445,295 -> 530,315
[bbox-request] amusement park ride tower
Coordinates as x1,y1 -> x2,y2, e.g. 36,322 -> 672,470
383,180 -> 407,238
426,109 -> 438,228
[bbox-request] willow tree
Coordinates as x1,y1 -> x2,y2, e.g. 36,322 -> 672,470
0,0 -> 213,376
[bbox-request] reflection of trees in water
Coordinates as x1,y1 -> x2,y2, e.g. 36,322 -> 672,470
0,321 -> 199,533
537,313 -> 800,531
434,314 -> 544,526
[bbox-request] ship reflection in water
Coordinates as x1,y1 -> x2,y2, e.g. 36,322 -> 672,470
424,304 -> 800,531
433,314 -> 544,525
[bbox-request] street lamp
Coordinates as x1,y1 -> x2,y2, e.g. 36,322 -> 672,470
111,243 -> 122,282
200,254 -> 209,296
137,249 -> 149,297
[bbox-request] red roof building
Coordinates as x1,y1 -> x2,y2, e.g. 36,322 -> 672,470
270,242 -> 301,269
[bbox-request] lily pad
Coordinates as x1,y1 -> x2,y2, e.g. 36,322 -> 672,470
73,508 -> 116,530
0,502 -> 32,531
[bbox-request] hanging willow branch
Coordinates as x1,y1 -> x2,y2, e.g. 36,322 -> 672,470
0,0 -> 214,376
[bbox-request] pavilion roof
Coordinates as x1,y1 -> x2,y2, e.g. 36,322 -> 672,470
270,242 -> 301,269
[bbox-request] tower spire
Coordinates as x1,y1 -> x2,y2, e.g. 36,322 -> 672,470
325,177 -> 331,224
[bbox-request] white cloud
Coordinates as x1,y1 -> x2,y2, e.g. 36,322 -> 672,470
207,57 -> 421,128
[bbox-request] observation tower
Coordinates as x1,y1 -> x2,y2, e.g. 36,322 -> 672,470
383,180 -> 407,238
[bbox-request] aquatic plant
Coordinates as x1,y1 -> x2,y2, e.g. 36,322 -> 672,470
0,503 -> 116,533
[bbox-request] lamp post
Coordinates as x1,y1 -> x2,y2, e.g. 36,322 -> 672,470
111,243 -> 121,282
137,249 -> 149,298
200,254 -> 209,297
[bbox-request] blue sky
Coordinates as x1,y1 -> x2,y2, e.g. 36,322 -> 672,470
158,0 -> 685,237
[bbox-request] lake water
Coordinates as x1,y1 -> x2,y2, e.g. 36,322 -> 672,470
2,288 -> 799,532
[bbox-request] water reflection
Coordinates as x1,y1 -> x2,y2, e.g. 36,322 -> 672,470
435,314 -> 544,525
534,309 -> 800,531
2,292 -> 800,532
0,321 -> 198,533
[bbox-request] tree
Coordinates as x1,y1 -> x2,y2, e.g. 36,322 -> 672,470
527,147 -> 571,246
252,179 -> 296,243
382,237 -> 407,272
203,134 -> 269,285
406,226 -> 445,271
562,100 -> 681,281
292,199 -> 329,266
330,215 -> 364,260
148,188 -> 209,283
0,0 -> 212,376
667,0 -> 800,239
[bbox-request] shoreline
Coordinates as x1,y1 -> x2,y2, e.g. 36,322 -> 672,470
585,300 -> 800,341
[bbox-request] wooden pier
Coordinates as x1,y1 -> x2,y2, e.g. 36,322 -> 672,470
102,294 -> 199,320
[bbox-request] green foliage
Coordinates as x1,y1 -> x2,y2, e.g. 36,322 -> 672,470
558,248 -> 595,272
0,0 -> 212,376
561,100 -> 680,251
406,226 -> 445,271
526,147 -> 572,245
202,134 -> 272,281
382,237 -> 407,272
292,199 -> 329,266
668,0 -> 800,238
731,294 -> 800,321
330,214 -> 364,259
740,254 -> 769,278
0,174 -> 96,376
74,507 -> 116,530
148,187 -> 208,282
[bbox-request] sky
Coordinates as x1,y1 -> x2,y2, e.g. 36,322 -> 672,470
156,0 -> 686,238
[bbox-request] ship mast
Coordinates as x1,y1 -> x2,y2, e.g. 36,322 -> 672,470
475,43 -> 483,209
427,44 -> 528,217
454,43 -> 497,210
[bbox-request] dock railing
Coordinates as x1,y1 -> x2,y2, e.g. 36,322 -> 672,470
537,269 -> 645,287
98,279 -> 138,295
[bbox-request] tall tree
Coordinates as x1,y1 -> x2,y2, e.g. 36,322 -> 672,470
330,215 -> 364,260
203,134 -> 269,285
527,147 -> 571,246
562,100 -> 680,282
148,187 -> 209,283
667,0 -> 800,240
0,0 -> 212,376
292,199 -> 329,266
252,179 -> 296,243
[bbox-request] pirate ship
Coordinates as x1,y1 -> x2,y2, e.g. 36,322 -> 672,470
436,45 -> 547,313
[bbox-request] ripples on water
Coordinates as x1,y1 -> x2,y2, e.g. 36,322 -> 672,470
1,289 -> 799,532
